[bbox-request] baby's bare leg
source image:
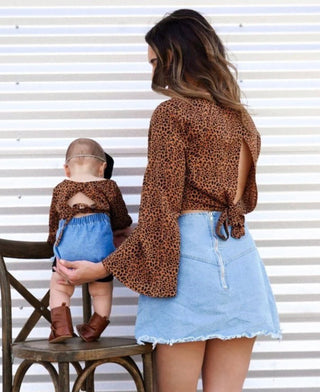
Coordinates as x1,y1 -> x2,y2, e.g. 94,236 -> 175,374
49,272 -> 74,309
76,281 -> 112,342
49,272 -> 75,342
89,281 -> 113,318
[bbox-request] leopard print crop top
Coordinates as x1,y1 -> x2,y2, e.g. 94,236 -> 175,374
47,179 -> 132,246
103,97 -> 261,297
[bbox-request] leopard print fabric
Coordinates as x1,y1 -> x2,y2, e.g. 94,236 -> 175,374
47,179 -> 132,246
103,97 -> 261,297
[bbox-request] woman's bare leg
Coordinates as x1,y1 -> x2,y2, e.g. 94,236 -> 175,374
154,341 -> 206,392
202,337 -> 255,392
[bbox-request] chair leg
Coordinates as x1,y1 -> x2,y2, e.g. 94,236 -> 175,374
59,362 -> 70,392
85,362 -> 95,392
142,352 -> 153,392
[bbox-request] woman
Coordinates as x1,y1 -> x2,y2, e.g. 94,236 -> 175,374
56,9 -> 281,392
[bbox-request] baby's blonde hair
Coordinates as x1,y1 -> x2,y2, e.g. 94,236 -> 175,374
65,138 -> 106,163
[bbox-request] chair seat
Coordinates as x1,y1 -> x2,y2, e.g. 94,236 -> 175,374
13,336 -> 152,362
12,337 -> 153,392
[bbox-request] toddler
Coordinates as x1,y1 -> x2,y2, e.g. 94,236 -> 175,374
47,138 -> 132,343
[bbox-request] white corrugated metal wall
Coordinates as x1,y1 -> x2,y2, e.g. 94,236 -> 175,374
0,0 -> 319,391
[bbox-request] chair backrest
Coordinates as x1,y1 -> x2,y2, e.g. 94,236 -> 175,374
0,238 -> 92,391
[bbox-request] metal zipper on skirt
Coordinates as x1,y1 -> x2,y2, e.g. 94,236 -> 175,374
209,212 -> 228,289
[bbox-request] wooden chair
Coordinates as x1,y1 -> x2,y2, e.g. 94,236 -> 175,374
0,238 -> 153,392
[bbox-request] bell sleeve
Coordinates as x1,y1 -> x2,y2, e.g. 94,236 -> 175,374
47,188 -> 60,246
103,102 -> 186,297
108,180 -> 133,230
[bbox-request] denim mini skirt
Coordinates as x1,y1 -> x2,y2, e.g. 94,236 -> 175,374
135,211 -> 281,346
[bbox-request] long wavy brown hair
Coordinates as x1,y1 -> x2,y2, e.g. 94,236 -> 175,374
145,9 -> 244,112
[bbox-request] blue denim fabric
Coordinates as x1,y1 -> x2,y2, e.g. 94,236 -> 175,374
54,213 -> 115,262
135,211 -> 281,346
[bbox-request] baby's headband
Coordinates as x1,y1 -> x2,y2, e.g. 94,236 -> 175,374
65,154 -> 106,163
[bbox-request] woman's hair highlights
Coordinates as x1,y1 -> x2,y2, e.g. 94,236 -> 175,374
145,9 -> 243,112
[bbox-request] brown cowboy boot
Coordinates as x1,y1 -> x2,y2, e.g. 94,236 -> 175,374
76,312 -> 110,342
49,302 -> 74,343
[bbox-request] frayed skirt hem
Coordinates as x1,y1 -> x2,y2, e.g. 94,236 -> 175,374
136,330 -> 282,349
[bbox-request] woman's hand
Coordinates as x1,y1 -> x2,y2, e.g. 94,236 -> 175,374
54,258 -> 110,286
